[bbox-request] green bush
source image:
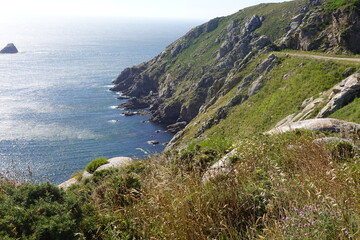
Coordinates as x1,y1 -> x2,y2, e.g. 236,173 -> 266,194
329,140 -> 356,162
0,183 -> 81,240
85,157 -> 108,173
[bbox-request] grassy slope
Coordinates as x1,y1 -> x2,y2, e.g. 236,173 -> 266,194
178,53 -> 360,146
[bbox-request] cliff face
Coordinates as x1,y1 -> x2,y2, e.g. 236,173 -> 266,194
111,0 -> 360,142
280,2 -> 360,53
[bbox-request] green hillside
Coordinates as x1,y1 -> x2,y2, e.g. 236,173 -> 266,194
1,0 -> 359,239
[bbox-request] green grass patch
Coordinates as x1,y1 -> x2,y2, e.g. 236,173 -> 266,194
326,0 -> 359,10
85,157 -> 108,173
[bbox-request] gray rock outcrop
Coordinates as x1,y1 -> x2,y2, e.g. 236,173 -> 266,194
95,157 -> 132,171
280,5 -> 360,54
317,73 -> 360,118
267,118 -> 360,135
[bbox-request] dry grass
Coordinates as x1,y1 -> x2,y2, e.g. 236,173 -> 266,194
70,131 -> 359,239
0,131 -> 357,239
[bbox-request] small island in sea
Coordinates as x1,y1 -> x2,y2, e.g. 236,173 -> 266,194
0,43 -> 18,54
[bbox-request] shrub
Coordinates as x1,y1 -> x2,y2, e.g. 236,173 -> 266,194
85,157 -> 108,173
0,183 -> 81,240
329,140 -> 356,162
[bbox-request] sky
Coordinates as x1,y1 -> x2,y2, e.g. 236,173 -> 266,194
3,0 -> 290,20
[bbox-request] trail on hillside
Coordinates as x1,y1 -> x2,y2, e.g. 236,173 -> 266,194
278,52 -> 360,63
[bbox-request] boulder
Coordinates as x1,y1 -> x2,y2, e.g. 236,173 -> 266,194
96,157 -> 132,171
58,178 -> 78,190
267,118 -> 360,134
243,15 -> 263,34
317,74 -> 360,118
0,43 -> 18,54
202,149 -> 238,183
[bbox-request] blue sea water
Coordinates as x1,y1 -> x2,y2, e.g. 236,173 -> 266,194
0,17 -> 201,184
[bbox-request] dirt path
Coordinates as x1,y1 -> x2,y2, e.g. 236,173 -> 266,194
277,52 -> 360,63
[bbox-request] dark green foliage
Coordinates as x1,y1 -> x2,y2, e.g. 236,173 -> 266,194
85,157 -> 108,173
329,140 -> 357,162
0,183 -> 81,240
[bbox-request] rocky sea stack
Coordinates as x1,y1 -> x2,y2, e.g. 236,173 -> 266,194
0,43 -> 18,54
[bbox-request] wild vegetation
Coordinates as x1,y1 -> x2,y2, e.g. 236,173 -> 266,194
1,131 -> 358,239
85,158 -> 109,174
1,0 -> 360,239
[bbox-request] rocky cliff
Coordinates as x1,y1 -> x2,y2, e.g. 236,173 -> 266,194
111,0 -> 360,147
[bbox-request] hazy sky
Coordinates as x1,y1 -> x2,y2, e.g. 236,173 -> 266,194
4,0 -> 290,20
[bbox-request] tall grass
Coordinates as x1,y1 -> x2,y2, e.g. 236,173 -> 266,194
63,131 -> 359,239
0,131 -> 357,239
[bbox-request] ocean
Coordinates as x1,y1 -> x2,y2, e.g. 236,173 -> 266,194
0,16 -> 201,184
